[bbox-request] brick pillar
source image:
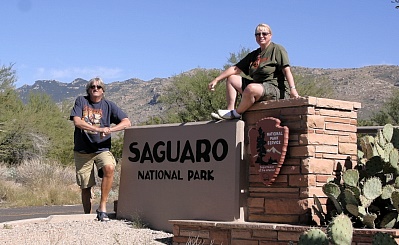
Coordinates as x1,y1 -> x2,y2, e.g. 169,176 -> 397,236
243,96 -> 361,225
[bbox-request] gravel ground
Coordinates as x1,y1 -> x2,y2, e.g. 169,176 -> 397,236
0,218 -> 173,245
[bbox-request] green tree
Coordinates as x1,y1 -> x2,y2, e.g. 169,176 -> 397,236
368,89 -> 399,126
0,64 -> 75,165
223,47 -> 252,70
0,64 -> 26,163
147,48 -> 333,124
294,74 -> 334,98
111,132 -> 125,163
159,69 -> 225,123
24,92 -> 75,165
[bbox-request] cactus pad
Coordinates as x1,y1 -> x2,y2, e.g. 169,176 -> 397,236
363,177 -> 383,200
362,213 -> 377,229
360,195 -> 373,208
372,231 -> 398,245
389,148 -> 399,170
391,191 -> 399,210
384,143 -> 395,162
392,127 -> 399,149
298,228 -> 329,245
343,169 -> 359,187
346,203 -> 359,217
379,211 -> 398,229
377,130 -> 387,148
346,186 -> 361,199
344,189 -> 358,205
360,135 -> 375,159
327,213 -> 353,245
323,182 -> 341,199
381,185 -> 395,200
358,205 -> 367,216
383,124 -> 394,143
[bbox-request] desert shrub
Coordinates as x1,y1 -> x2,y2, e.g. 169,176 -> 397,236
0,159 -> 80,207
0,157 -> 123,208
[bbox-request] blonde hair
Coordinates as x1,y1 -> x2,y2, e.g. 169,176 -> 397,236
86,77 -> 106,95
255,23 -> 272,35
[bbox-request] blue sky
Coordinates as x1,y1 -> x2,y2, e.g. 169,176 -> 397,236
1,0 -> 398,88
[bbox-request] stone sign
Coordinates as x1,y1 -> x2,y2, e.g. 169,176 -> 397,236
117,120 -> 245,232
248,117 -> 289,185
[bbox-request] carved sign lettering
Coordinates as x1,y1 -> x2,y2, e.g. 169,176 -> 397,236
248,117 -> 289,186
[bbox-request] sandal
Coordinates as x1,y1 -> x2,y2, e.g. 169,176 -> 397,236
96,209 -> 110,222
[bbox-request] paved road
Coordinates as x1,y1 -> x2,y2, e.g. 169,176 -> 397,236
0,203 -> 115,223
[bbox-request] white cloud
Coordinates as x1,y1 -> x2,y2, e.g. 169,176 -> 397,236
34,66 -> 124,82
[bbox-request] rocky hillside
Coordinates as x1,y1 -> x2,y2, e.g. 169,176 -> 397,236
292,65 -> 399,120
16,65 -> 399,124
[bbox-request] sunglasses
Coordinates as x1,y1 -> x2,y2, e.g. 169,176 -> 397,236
90,85 -> 103,89
255,32 -> 270,37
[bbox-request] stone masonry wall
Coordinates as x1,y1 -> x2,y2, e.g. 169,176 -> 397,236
243,96 -> 361,225
171,96 -> 370,244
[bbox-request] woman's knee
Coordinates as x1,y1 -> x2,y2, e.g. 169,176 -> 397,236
243,83 -> 264,95
226,75 -> 242,85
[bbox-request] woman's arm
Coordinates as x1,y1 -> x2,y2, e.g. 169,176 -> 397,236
208,66 -> 242,91
282,66 -> 299,98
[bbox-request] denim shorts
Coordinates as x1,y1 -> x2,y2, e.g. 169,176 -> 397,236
74,151 -> 116,189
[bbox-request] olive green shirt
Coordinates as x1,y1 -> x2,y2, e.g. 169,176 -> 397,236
235,42 -> 290,89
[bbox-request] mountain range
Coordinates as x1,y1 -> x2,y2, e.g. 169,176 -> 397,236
16,65 -> 399,125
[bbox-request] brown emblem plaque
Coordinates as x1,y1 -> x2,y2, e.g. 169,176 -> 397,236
248,117 -> 289,186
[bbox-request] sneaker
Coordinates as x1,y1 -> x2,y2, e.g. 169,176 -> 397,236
211,112 -> 224,120
217,110 -> 240,120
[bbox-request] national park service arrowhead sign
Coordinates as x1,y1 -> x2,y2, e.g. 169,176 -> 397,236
248,117 -> 289,186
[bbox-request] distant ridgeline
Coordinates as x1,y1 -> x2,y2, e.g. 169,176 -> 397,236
16,65 -> 399,121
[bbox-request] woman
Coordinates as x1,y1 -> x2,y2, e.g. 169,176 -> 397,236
209,23 -> 299,120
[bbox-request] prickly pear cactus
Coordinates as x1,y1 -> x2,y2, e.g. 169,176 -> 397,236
346,203 -> 359,216
343,189 -> 358,206
372,232 -> 398,245
360,135 -> 376,159
323,182 -> 341,199
363,177 -> 383,200
391,191 -> 399,210
390,148 -> 399,170
359,195 -> 372,208
383,124 -> 394,142
379,211 -> 398,229
342,169 -> 359,187
298,228 -> 329,245
365,156 -> 384,176
362,213 -> 377,229
315,124 -> 399,230
381,185 -> 395,199
327,214 -> 353,245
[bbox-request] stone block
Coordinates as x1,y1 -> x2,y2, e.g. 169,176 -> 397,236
339,142 -> 358,155
300,133 -> 338,145
265,198 -> 308,215
302,158 -> 335,174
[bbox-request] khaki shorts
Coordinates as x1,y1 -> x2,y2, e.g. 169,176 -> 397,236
74,151 -> 116,189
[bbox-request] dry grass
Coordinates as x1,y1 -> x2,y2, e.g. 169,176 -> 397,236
0,159 -> 121,208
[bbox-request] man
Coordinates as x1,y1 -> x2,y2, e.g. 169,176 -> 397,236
70,77 -> 131,221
